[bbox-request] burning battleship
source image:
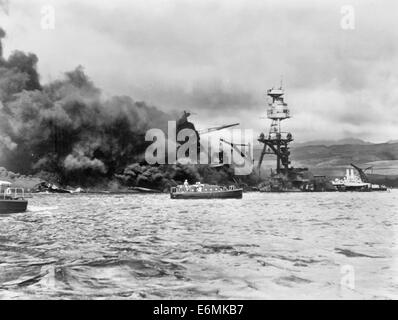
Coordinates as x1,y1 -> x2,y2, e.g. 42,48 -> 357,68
256,85 -> 323,192
254,85 -> 388,192
173,86 -> 334,192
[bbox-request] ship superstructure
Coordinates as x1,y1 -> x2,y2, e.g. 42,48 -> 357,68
258,86 -> 293,174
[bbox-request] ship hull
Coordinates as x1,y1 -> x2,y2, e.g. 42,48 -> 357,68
371,185 -> 388,191
171,189 -> 243,199
0,199 -> 28,214
334,185 -> 387,192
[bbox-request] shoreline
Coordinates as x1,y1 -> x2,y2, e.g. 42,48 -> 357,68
2,167 -> 397,194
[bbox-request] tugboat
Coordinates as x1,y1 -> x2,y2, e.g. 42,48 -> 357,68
170,181 -> 243,199
0,181 -> 28,214
331,164 -> 387,192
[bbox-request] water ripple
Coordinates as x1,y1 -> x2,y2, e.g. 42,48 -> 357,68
0,191 -> 397,299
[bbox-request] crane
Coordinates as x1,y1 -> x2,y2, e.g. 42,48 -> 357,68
350,163 -> 373,183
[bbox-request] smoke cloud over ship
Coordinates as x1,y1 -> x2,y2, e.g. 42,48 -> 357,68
0,28 -> 253,189
0,28 -> 175,186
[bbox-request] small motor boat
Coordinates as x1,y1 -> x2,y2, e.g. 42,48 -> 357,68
170,181 -> 243,199
0,181 -> 28,214
331,168 -> 387,192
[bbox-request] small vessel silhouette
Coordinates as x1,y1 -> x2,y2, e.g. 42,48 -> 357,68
332,165 -> 387,192
0,181 -> 28,214
170,181 -> 242,199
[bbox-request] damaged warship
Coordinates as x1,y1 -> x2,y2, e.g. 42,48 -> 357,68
255,86 -> 388,192
256,86 -> 330,192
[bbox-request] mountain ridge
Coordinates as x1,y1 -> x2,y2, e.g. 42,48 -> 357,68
253,141 -> 398,170
291,138 -> 373,147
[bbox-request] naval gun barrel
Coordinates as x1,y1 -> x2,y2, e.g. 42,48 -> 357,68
198,123 -> 240,135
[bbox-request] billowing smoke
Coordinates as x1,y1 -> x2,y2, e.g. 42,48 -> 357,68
0,27 -> 5,58
116,163 -> 245,192
0,28 -> 258,189
0,30 -> 174,186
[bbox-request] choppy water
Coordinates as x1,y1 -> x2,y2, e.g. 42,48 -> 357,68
0,191 -> 397,299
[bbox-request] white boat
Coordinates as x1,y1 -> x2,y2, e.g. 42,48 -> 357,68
332,167 -> 387,192
0,181 -> 28,214
170,181 -> 242,199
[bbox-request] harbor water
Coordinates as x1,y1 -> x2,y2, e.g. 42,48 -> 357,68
0,191 -> 397,299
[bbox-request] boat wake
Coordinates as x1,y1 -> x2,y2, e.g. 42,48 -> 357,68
27,206 -> 59,212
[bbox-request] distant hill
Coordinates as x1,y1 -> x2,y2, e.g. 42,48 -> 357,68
292,138 -> 373,147
253,142 -> 398,172
252,140 -> 398,185
290,142 -> 398,168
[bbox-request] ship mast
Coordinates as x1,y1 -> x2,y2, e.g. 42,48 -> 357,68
258,85 -> 293,174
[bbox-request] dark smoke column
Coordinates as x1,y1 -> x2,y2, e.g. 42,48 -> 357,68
176,111 -> 201,155
0,27 -> 5,58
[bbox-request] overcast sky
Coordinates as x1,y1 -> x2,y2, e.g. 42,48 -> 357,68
1,0 -> 397,142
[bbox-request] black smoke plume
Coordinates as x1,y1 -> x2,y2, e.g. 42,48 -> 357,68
0,27 -> 5,58
0,29 -> 258,189
0,31 -> 174,186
